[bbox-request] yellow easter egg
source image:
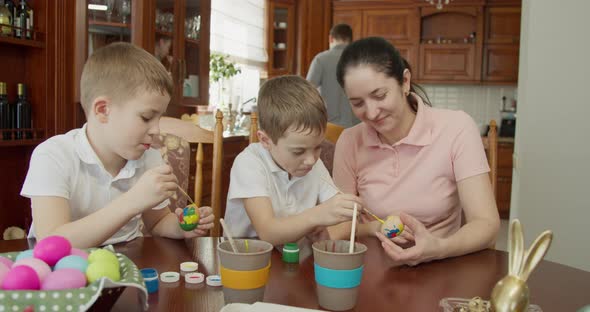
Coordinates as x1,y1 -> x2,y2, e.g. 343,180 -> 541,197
86,261 -> 120,283
380,215 -> 404,238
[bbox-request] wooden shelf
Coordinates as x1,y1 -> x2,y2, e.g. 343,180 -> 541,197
0,138 -> 45,147
185,38 -> 200,45
89,20 -> 131,29
156,30 -> 173,37
420,42 -> 475,47
0,129 -> 46,147
273,48 -> 286,51
0,35 -> 45,48
181,97 -> 201,107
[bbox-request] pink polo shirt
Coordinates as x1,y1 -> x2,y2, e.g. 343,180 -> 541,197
333,96 -> 489,238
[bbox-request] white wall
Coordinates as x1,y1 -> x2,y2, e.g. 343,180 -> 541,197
423,84 -> 517,133
511,0 -> 590,271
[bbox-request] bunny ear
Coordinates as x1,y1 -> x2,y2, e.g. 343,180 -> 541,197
509,219 -> 524,276
520,230 -> 553,281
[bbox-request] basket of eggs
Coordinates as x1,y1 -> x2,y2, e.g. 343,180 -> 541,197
0,236 -> 148,311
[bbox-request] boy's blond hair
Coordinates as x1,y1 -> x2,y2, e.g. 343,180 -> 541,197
80,42 -> 173,114
258,75 -> 327,143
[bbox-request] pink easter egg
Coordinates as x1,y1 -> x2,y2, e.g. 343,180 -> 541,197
0,256 -> 13,268
13,258 -> 52,282
42,268 -> 87,290
70,248 -> 89,260
1,265 -> 41,290
34,235 -> 72,266
0,262 -> 10,286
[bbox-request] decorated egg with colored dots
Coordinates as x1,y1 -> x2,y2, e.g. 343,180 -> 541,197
179,204 -> 200,231
33,235 -> 72,266
380,215 -> 404,238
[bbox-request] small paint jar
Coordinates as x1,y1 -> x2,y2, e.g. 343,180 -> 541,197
180,261 -> 199,276
140,268 -> 159,294
282,243 -> 299,263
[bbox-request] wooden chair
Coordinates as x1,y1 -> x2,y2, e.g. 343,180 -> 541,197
159,110 -> 224,237
249,111 -> 258,144
484,120 -> 498,196
325,122 -> 345,144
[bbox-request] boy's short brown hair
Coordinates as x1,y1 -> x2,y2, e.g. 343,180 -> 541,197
257,75 -> 327,143
80,42 -> 173,114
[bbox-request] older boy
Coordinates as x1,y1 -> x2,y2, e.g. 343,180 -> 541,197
21,42 -> 214,248
224,75 -> 363,248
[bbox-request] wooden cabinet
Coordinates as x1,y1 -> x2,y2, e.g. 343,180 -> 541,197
0,1 -> 70,234
150,0 -> 211,117
417,6 -> 483,82
363,9 -> 419,43
485,7 -> 521,44
332,5 -> 420,76
296,0 -> 332,77
496,141 -> 513,218
483,6 -> 520,83
483,44 -> 519,82
332,10 -> 362,42
74,0 -> 211,123
267,0 -> 296,77
331,0 -> 520,85
419,44 -> 476,81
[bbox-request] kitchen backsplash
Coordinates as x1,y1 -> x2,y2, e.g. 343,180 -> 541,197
422,85 -> 517,135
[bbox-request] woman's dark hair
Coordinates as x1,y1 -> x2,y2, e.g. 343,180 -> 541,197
336,37 -> 431,113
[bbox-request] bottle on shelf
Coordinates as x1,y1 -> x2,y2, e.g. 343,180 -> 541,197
0,0 -> 12,37
14,0 -> 31,39
0,82 -> 10,140
25,0 -> 32,39
15,83 -> 31,140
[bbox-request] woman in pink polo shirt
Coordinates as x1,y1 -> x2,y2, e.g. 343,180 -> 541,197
331,37 -> 499,266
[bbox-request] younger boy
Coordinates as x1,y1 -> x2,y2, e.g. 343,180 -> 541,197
20,42 -> 214,248
224,75 -> 363,248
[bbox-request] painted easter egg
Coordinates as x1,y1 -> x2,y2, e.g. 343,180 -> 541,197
42,268 -> 87,290
179,204 -> 200,231
15,249 -> 34,261
86,261 -> 121,283
0,256 -> 13,268
1,265 -> 41,290
70,247 -> 89,260
13,258 -> 52,282
380,215 -> 405,238
33,235 -> 72,266
88,249 -> 119,266
55,255 -> 89,273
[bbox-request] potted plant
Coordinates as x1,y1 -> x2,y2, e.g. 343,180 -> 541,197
209,53 -> 241,110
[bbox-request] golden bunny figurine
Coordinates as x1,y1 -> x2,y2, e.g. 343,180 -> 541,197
490,219 -> 553,312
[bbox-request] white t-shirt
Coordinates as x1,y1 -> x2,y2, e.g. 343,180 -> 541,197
224,143 -> 338,239
20,124 -> 169,246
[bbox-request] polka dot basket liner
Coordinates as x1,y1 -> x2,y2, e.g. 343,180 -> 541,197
0,248 -> 148,312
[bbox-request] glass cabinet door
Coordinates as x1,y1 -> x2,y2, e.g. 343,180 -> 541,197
154,0 -> 176,74
181,0 -> 203,106
87,0 -> 133,57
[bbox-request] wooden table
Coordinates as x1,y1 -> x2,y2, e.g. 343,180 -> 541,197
1,237 -> 588,311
